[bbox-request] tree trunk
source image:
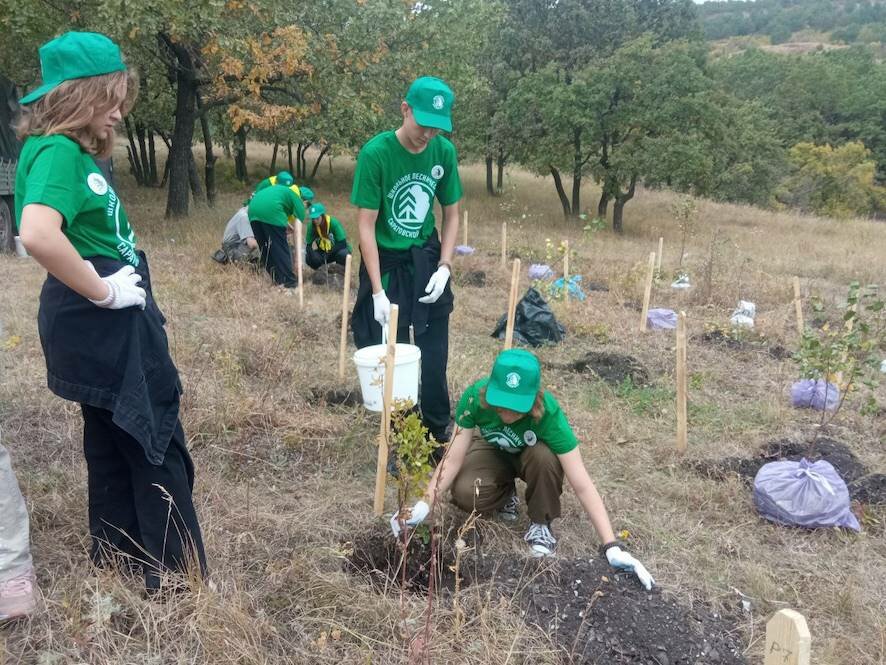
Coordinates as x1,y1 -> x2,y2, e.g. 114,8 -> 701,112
612,174 -> 637,235
234,126 -> 248,182
188,151 -> 203,202
496,151 -> 506,192
270,142 -> 279,173
571,126 -> 582,217
136,122 -> 151,184
163,35 -> 198,218
287,141 -> 294,175
222,141 -> 231,159
195,90 -> 216,206
296,142 -> 308,180
549,165 -> 572,218
310,144 -> 330,181
485,156 -> 495,196
597,188 -> 610,219
148,132 -> 158,185
124,118 -> 144,185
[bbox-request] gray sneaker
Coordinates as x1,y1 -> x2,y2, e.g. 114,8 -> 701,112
0,569 -> 36,621
498,493 -> 520,522
524,522 -> 557,557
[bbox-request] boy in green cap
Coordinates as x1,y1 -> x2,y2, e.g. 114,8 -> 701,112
254,170 -> 294,193
247,181 -> 306,287
305,203 -> 351,270
391,349 -> 655,589
350,76 -> 462,445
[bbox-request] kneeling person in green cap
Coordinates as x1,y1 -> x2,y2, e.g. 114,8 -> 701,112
392,349 -> 655,589
247,180 -> 306,287
305,203 -> 351,270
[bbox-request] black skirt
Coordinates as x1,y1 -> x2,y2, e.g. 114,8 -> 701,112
37,251 -> 183,465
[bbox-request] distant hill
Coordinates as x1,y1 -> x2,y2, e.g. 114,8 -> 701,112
698,0 -> 886,45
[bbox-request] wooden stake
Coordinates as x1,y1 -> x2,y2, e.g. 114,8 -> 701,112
463,209 -> 468,246
676,311 -> 688,454
793,277 -> 803,335
562,239 -> 569,307
501,222 -> 507,268
337,253 -> 353,381
504,258 -> 521,350
374,304 -> 399,516
639,251 -> 656,332
765,609 -> 811,665
656,237 -> 663,275
296,219 -> 304,309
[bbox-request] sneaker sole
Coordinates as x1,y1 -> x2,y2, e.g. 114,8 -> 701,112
529,544 -> 555,557
497,512 -> 519,522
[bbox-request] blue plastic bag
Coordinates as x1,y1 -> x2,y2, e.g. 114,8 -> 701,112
646,308 -> 677,329
790,379 -> 840,411
551,275 -> 586,301
754,458 -> 860,531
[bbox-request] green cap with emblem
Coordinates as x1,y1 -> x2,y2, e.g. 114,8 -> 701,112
300,185 -> 315,202
309,202 -> 326,219
405,76 -> 454,132
20,32 -> 127,105
486,349 -> 541,414
276,171 -> 294,186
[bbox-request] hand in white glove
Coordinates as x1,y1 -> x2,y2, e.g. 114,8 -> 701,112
606,545 -> 655,591
87,262 -> 146,310
372,289 -> 391,326
418,265 -> 450,304
390,500 -> 430,537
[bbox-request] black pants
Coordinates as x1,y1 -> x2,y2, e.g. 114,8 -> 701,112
306,241 -> 350,270
252,221 -> 296,287
81,404 -> 207,590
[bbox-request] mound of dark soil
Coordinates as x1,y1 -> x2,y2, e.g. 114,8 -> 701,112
459,270 -> 486,288
698,329 -> 790,360
584,280 -> 610,292
691,438 -> 885,504
308,387 -> 362,408
346,529 -> 746,664
309,264 -> 346,289
568,351 -> 650,387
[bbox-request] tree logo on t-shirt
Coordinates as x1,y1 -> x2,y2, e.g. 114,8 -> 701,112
387,175 -> 436,238
524,430 -> 538,446
431,165 -> 444,180
87,172 -> 108,196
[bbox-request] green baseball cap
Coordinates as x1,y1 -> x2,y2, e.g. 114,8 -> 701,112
405,76 -> 454,132
276,171 -> 294,186
486,349 -> 541,414
300,186 -> 315,202
309,203 -> 326,219
20,32 -> 127,105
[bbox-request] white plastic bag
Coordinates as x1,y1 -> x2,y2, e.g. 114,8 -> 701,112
730,300 -> 756,329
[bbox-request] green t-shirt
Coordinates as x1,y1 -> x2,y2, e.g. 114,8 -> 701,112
454,378 -> 579,455
255,177 -> 302,198
247,185 -> 306,228
350,131 -> 462,251
15,135 -> 139,266
305,215 -> 350,248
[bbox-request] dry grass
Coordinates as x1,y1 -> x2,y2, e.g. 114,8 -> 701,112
0,142 -> 884,664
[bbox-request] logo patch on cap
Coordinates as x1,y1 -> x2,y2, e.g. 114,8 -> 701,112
87,173 -> 108,196
431,165 -> 444,180
506,372 -> 521,389
432,95 -> 444,110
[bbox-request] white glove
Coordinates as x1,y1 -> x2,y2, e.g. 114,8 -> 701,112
372,289 -> 391,326
390,500 -> 430,537
87,262 -> 146,310
606,545 -> 655,591
418,265 -> 450,304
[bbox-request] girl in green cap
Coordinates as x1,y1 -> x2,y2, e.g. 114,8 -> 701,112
15,31 -> 206,591
392,349 -> 655,589
305,202 -> 351,270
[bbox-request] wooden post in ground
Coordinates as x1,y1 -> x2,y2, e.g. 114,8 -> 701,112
374,305 -> 399,516
793,277 -> 804,336
463,209 -> 468,246
504,258 -> 521,350
337,254 -> 353,381
296,220 -> 304,309
656,237 -> 664,276
765,609 -> 811,665
639,251 -> 656,332
501,222 -> 507,268
676,311 -> 688,454
562,239 -> 570,307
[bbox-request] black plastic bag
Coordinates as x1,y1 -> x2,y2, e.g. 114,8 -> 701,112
491,287 -> 566,347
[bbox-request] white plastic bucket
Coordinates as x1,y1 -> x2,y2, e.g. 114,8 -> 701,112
353,343 -> 421,412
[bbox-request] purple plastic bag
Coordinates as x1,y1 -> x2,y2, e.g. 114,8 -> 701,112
790,379 -> 840,411
646,308 -> 677,329
754,458 -> 860,531
528,263 -> 554,280
455,245 -> 475,256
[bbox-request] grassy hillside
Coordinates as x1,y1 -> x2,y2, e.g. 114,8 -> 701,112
1,144 -> 884,663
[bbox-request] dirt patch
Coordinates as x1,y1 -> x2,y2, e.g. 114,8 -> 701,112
459,270 -> 486,288
691,438 -> 885,504
346,528 -> 746,664
309,263 -> 346,289
699,330 -> 793,361
584,280 -> 609,292
567,351 -> 650,387
308,387 -> 363,408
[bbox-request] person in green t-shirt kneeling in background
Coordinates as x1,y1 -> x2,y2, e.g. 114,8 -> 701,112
392,349 -> 655,589
305,203 -> 351,270
247,180 -> 306,287
350,76 -> 462,445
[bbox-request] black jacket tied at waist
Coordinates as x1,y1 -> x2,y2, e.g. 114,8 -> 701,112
37,251 -> 182,465
352,229 -> 453,349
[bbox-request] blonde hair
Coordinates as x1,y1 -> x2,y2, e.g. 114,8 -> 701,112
15,69 -> 137,158
480,386 -> 546,422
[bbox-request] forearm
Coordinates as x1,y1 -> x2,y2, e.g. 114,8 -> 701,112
439,203 -> 459,266
575,482 -> 617,545
423,427 -> 471,506
357,210 -> 383,293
